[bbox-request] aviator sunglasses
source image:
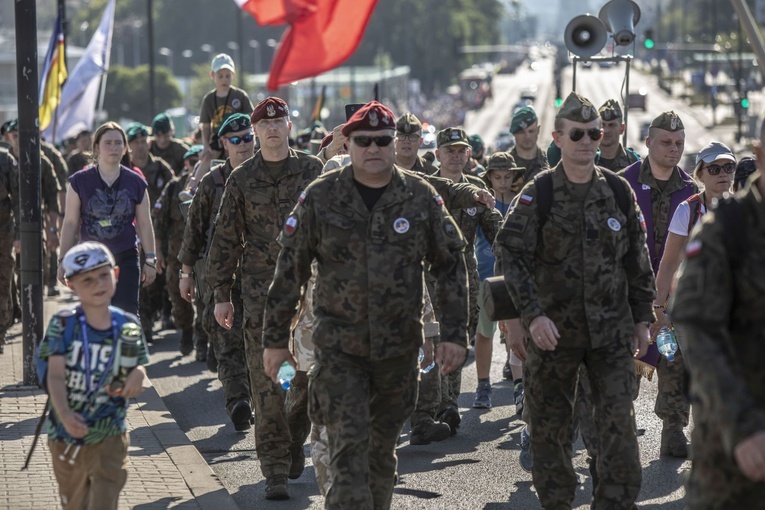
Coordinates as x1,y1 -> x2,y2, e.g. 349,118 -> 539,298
225,133 -> 254,145
561,128 -> 602,142
705,162 -> 736,175
350,135 -> 395,148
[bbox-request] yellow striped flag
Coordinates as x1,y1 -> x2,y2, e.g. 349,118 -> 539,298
39,12 -> 68,132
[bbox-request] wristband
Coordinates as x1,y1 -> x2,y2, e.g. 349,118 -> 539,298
144,252 -> 156,258
652,304 -> 665,309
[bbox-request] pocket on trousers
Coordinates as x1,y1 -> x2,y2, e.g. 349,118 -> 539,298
307,363 -> 325,426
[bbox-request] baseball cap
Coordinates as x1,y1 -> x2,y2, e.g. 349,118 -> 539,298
62,242 -> 116,280
211,53 -> 235,73
695,141 -> 735,165
436,127 -> 470,149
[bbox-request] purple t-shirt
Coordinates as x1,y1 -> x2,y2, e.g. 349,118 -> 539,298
69,165 -> 148,254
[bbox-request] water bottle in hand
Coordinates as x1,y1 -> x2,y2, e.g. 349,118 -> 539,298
277,361 -> 296,390
656,326 -> 678,362
418,347 -> 435,374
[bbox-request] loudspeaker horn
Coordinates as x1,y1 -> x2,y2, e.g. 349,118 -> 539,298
599,0 -> 641,46
564,14 -> 608,58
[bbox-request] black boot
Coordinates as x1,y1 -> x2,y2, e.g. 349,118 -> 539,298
179,329 -> 194,356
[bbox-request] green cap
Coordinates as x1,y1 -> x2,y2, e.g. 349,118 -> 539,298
396,113 -> 422,134
437,127 -> 470,148
486,151 -> 524,172
183,144 -> 204,160
510,107 -> 538,134
151,113 -> 173,134
598,99 -> 622,122
555,92 -> 599,123
126,123 -> 149,142
468,134 -> 484,153
217,113 -> 252,138
649,110 -> 684,132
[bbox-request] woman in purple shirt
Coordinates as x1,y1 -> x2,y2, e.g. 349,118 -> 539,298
57,122 -> 157,315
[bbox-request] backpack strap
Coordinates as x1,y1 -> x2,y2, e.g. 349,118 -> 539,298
205,165 -> 227,256
601,168 -> 631,217
685,193 -> 703,235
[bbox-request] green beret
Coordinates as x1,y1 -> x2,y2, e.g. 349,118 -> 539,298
396,113 -> 422,134
437,127 -> 469,148
3,119 -> 18,134
218,113 -> 252,138
486,151 -> 524,172
510,107 -> 538,134
649,111 -> 684,132
598,99 -> 622,122
126,123 -> 149,142
151,113 -> 173,134
556,92 -> 599,123
183,144 -> 204,160
468,134 -> 484,153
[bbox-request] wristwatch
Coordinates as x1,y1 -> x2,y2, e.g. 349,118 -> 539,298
145,256 -> 157,265
179,270 -> 192,279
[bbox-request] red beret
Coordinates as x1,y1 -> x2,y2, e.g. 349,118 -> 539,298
251,97 -> 290,124
319,133 -> 333,152
341,101 -> 395,136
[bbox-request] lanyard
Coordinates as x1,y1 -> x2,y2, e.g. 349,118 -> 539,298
78,309 -> 119,406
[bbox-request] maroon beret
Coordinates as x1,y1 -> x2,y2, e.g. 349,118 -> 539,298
341,101 -> 395,136
319,133 -> 333,152
251,97 -> 290,124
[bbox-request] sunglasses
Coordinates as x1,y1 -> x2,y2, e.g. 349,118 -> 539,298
397,133 -> 421,142
562,128 -> 602,142
351,135 -> 394,148
225,133 -> 254,145
705,162 -> 735,175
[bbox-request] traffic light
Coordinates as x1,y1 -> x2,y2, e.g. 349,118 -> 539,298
555,97 -> 564,108
741,96 -> 750,109
644,29 -> 655,49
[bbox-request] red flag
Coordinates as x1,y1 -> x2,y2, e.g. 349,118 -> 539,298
237,0 -> 379,92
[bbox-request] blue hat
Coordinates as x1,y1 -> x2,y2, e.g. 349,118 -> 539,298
183,144 -> 204,160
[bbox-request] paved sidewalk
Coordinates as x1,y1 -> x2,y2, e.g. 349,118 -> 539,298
0,289 -> 238,510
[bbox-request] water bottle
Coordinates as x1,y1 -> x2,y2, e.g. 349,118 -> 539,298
656,326 -> 678,362
418,347 -> 435,374
277,361 -> 296,390
110,323 -> 143,393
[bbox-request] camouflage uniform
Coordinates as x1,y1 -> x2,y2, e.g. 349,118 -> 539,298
262,164 -> 468,509
597,144 -> 639,173
178,161 -> 251,410
66,150 -> 91,175
0,149 -> 19,349
497,164 -> 655,509
511,146 -> 549,190
206,148 -> 322,479
671,177 -> 765,509
410,156 -> 438,175
150,138 -> 190,174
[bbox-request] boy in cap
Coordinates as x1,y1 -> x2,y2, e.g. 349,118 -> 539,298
597,99 -> 640,172
619,110 -> 697,458
149,113 -> 190,173
37,241 -> 149,510
510,106 -> 549,185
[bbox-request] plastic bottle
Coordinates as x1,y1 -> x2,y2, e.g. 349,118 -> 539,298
656,326 -> 678,362
418,347 -> 435,374
277,361 -> 296,390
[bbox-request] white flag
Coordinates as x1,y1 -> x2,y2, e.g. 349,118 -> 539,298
43,0 -> 115,143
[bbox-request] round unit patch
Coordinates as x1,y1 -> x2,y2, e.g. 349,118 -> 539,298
466,207 -> 477,216
393,218 -> 410,234
607,218 -> 621,232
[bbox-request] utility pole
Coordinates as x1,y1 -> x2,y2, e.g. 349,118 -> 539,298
14,0 -> 44,386
147,0 -> 156,116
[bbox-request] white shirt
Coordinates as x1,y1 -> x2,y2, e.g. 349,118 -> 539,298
668,200 -> 707,237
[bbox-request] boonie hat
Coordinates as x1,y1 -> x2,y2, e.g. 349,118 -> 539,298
650,111 -> 684,132
211,53 -> 235,73
510,107 -> 538,134
341,101 -> 395,136
251,97 -> 290,124
695,141 -> 735,165
396,113 -> 422,134
556,93 -> 599,123
437,127 -> 470,149
218,113 -> 252,138
486,152 -> 524,172
151,113 -> 173,134
62,242 -> 116,280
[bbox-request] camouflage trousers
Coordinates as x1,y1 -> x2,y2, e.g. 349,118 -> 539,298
525,341 -> 640,510
139,272 -> 165,339
309,348 -> 418,510
411,362 -> 442,426
201,285 -> 249,408
165,256 -> 195,331
243,295 -> 309,478
0,232 -> 13,338
655,337 -> 690,430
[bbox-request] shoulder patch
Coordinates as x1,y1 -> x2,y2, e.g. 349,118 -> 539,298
444,218 -> 458,238
685,239 -> 702,258
283,214 -> 299,236
434,194 -> 444,206
298,190 -> 307,204
519,194 -> 533,206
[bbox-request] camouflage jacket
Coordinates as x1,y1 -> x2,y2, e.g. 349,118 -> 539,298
41,141 -> 70,189
154,171 -> 191,259
262,165 -> 468,360
150,138 -> 190,174
496,165 -> 655,348
434,171 -> 502,250
597,144 -> 639,173
12,148 -> 60,215
512,146 -> 550,186
414,169 -> 486,212
137,154 -> 175,205
206,149 -> 323,307
0,148 -> 19,237
411,156 -> 438,175
671,177 -> 765,508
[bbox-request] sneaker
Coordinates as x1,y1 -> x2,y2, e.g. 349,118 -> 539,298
438,407 -> 461,436
410,420 -> 451,445
472,382 -> 492,409
514,381 -> 525,416
660,426 -> 688,458
503,358 -> 512,380
264,475 -> 289,500
229,400 -> 253,432
289,444 -> 306,479
519,426 -> 533,472
179,329 -> 194,356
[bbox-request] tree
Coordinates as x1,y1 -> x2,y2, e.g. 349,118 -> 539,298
103,65 -> 182,123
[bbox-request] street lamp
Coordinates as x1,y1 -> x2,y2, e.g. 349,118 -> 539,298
249,39 -> 261,74
159,47 -> 174,75
200,43 -> 214,65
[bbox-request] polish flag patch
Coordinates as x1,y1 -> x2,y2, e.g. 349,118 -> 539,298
434,195 -> 444,206
284,215 -> 298,236
298,191 -> 307,204
685,240 -> 702,258
519,194 -> 533,206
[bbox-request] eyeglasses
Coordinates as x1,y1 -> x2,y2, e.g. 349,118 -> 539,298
397,133 -> 421,142
225,133 -> 254,145
350,135 -> 394,148
705,162 -> 735,175
561,128 -> 602,142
